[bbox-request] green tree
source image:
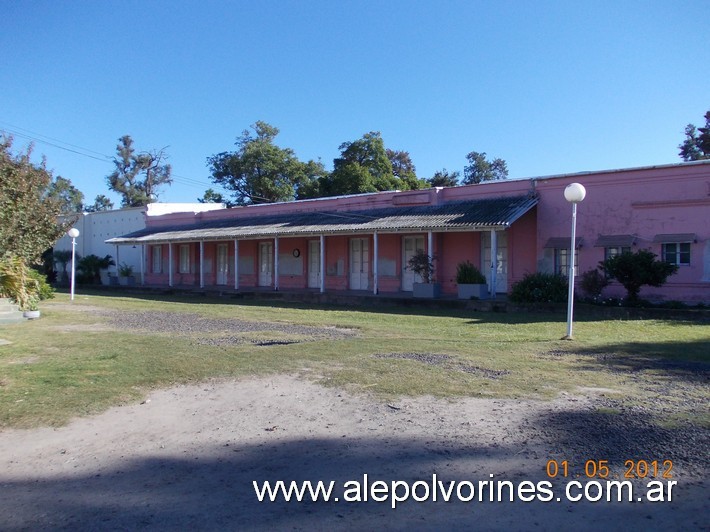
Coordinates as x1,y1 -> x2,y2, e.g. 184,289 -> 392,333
317,132 -> 423,197
679,110 -> 710,161
207,121 -> 320,205
45,176 -> 84,213
107,135 -> 172,207
84,194 -> 114,212
600,249 -> 678,304
428,168 -> 460,187
387,149 -> 426,190
198,188 -> 228,205
0,136 -> 69,264
463,151 -> 508,185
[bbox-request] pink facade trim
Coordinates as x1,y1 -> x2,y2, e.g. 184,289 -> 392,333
114,161 -> 710,303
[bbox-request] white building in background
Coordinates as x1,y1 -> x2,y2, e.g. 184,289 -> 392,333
55,203 -> 224,280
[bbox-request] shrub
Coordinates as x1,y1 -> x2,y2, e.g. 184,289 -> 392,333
118,262 -> 135,277
407,250 -> 435,283
0,254 -> 40,310
580,268 -> 609,301
78,254 -> 115,284
600,250 -> 678,303
456,261 -> 486,284
510,272 -> 568,303
28,268 -> 55,300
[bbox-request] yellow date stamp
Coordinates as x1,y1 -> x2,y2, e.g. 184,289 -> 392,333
546,459 -> 674,479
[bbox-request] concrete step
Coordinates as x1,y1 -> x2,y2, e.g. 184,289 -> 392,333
0,297 -> 25,324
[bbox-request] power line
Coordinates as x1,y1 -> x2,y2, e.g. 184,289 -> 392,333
0,121 -> 214,189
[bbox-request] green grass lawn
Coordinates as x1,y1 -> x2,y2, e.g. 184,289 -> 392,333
0,291 -> 708,428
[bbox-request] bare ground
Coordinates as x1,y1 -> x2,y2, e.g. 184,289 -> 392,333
0,374 -> 707,531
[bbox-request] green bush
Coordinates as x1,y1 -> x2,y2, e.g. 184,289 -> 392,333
600,250 -> 678,303
77,254 -> 115,284
28,268 -> 55,300
580,268 -> 609,301
0,254 -> 40,310
456,261 -> 486,284
510,272 -> 568,303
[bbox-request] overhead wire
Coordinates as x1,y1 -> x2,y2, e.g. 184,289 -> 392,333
0,120 -> 215,190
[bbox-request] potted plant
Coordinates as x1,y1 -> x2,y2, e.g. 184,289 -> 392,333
22,296 -> 40,319
407,250 -> 441,298
118,262 -> 136,286
456,261 -> 489,300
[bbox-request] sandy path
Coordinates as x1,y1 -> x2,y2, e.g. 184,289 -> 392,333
0,375 -> 706,530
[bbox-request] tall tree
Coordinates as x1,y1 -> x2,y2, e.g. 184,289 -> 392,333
207,121 -> 320,205
107,135 -> 172,207
316,132 -> 423,197
428,168 -> 460,188
679,110 -> 710,161
0,136 -> 69,263
198,188 -> 235,208
463,151 -> 508,185
386,149 -> 425,190
84,194 -> 114,212
45,176 -> 84,213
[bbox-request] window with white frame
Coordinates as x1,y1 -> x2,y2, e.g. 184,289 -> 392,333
179,244 -> 190,273
662,242 -> 690,266
554,248 -> 579,276
152,245 -> 162,273
604,246 -> 631,260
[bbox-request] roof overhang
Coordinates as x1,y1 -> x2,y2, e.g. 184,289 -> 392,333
106,195 -> 538,245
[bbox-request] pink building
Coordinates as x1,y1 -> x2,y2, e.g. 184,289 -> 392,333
108,160 -> 710,303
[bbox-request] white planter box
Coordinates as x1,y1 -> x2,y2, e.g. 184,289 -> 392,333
457,284 -> 489,300
413,283 -> 441,298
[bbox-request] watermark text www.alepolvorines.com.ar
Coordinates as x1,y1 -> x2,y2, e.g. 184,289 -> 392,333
253,473 -> 677,508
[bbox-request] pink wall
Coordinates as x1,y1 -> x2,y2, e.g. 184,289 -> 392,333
136,161 -> 710,302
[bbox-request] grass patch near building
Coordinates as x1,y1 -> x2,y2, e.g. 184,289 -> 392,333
0,292 -> 707,429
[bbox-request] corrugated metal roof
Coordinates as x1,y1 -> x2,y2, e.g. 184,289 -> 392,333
106,195 -> 538,244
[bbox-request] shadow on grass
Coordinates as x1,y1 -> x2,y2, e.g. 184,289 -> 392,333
542,339 -> 710,382
1,435 -> 705,530
61,287 -> 710,327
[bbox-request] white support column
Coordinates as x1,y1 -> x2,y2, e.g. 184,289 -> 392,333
168,243 -> 173,287
234,239 -> 239,290
199,241 -> 205,288
115,245 -> 120,277
140,245 -> 145,285
319,235 -> 325,293
490,230 -> 498,298
373,232 -> 379,294
427,231 -> 434,282
274,237 -> 279,291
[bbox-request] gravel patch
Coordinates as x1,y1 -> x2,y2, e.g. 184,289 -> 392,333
98,309 -> 358,345
374,352 -> 510,378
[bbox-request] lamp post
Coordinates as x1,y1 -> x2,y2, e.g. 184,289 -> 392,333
67,228 -> 80,301
563,183 -> 586,340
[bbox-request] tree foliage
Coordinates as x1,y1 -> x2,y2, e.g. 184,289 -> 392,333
207,122 -> 322,205
45,176 -> 84,214
198,188 -> 233,207
463,151 -> 508,185
84,194 -> 114,212
313,132 -> 424,198
600,249 -> 678,303
678,110 -> 710,161
428,168 -> 460,188
386,149 -> 426,190
0,136 -> 69,264
107,135 -> 172,207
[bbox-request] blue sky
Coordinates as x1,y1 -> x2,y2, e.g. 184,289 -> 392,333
1,0 -> 708,205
